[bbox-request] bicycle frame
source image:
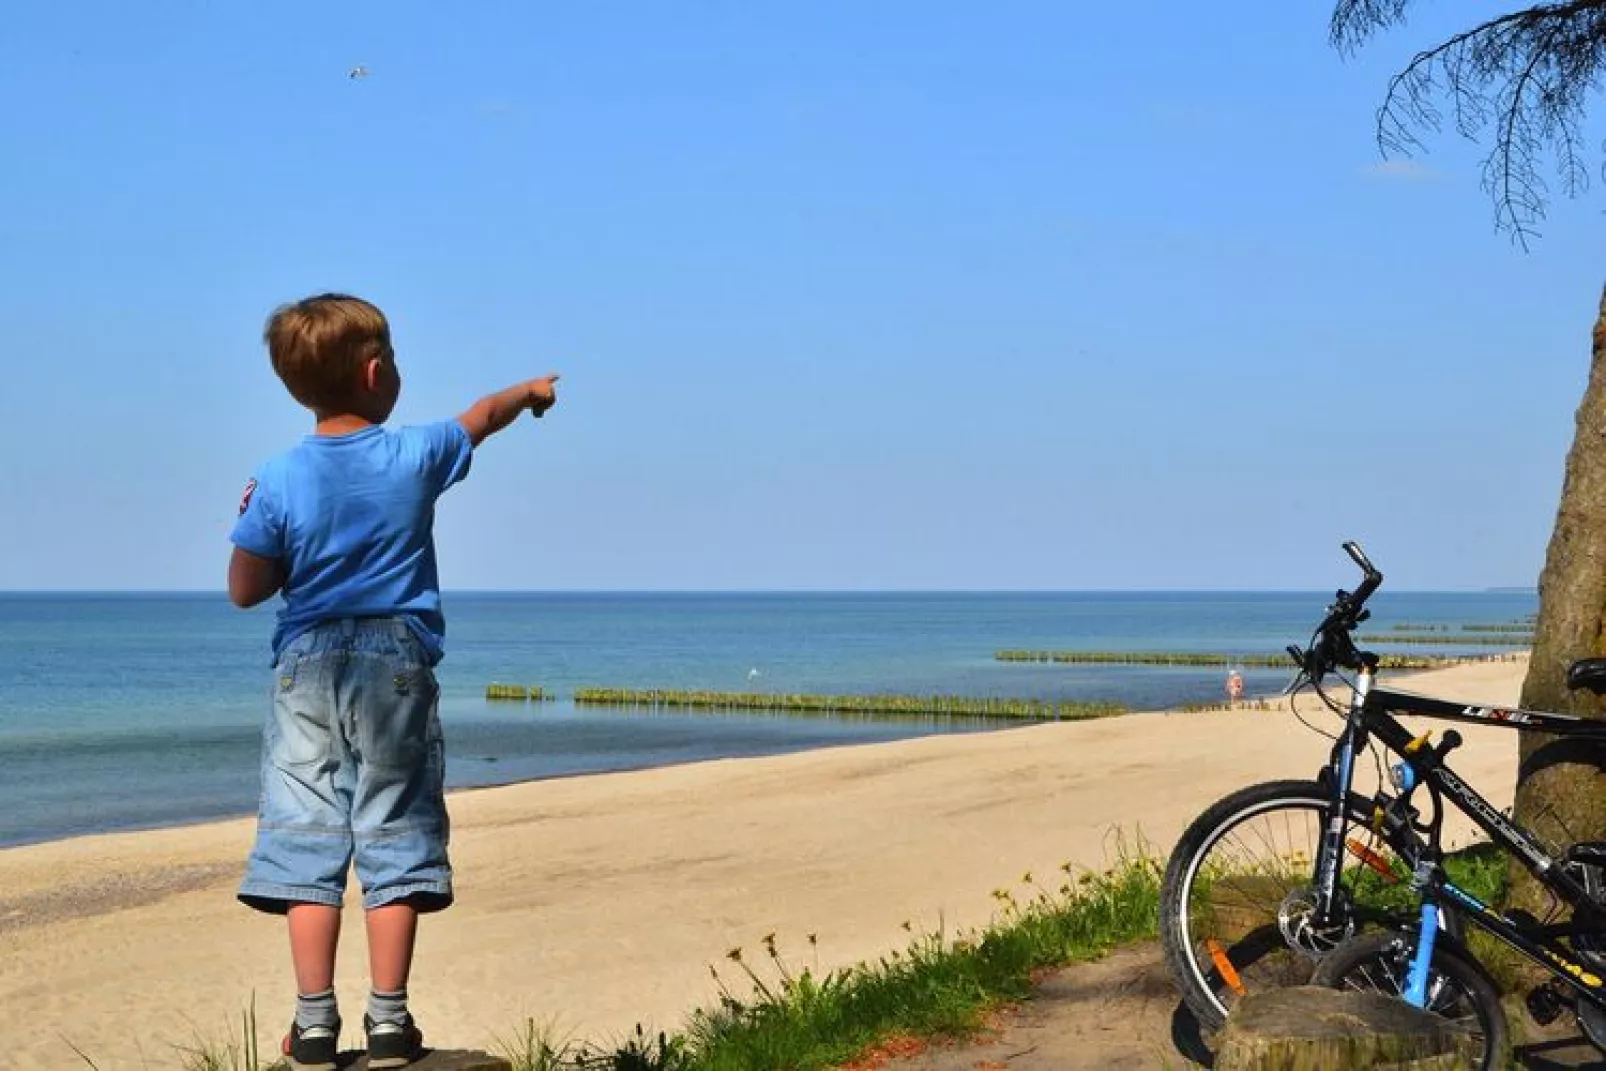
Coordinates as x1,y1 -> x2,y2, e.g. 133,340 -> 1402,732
1317,661 -> 1606,1006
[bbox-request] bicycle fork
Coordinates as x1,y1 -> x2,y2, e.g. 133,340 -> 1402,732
1314,666 -> 1375,924
1404,874 -> 1442,1007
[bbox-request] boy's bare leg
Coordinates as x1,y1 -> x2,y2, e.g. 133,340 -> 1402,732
365,902 -> 419,992
287,904 -> 342,993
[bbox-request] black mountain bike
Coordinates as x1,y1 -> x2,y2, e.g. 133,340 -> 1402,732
1159,542 -> 1606,1067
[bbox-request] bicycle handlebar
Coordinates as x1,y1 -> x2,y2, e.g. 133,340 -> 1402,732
1293,542 -> 1385,679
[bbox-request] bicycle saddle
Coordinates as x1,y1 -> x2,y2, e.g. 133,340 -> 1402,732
1566,658 -> 1606,694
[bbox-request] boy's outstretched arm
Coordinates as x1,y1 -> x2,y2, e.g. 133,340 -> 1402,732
456,375 -> 560,447
228,547 -> 284,608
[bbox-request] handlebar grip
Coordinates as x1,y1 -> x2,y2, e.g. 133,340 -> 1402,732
1341,542 -> 1383,609
1343,541 -> 1375,574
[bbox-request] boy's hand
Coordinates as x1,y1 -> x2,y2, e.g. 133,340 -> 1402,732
528,375 -> 560,419
458,375 -> 564,446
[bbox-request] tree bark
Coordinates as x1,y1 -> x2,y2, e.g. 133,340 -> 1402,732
1509,285 -> 1606,924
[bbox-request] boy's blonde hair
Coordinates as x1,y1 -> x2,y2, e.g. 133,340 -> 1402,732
264,294 -> 393,412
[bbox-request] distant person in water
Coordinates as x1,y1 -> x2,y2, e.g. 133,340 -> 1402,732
227,293 -> 559,1070
1226,669 -> 1244,706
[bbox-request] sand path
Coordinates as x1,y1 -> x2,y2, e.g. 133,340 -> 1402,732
0,659 -> 1526,1068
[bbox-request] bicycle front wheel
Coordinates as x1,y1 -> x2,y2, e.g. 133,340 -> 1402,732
1312,929 -> 1507,1070
1160,779 -> 1415,1030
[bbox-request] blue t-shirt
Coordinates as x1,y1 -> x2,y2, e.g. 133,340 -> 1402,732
230,421 -> 473,662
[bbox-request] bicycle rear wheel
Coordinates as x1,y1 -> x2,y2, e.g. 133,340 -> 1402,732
1160,779 -> 1417,1030
1312,929 -> 1506,1070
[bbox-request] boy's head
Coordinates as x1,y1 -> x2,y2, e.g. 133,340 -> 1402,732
264,293 -> 399,421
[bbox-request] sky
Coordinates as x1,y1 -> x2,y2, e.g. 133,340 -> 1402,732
0,1 -> 1601,592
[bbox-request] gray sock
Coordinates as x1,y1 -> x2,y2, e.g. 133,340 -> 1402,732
368,988 -> 409,1026
295,988 -> 339,1033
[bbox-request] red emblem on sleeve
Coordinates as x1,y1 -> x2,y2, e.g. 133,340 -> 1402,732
239,479 -> 257,516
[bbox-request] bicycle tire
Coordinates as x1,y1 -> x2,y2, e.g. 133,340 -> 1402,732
1160,779 -> 1416,1030
1312,929 -> 1508,1070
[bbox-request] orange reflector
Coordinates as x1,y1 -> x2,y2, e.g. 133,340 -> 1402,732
1346,838 -> 1400,883
1206,938 -> 1246,996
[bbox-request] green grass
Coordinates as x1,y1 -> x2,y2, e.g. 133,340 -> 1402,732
65,995 -> 272,1071
670,853 -> 1163,1071
1444,841 -> 1508,904
1441,842 -> 1523,991
486,852 -> 1164,1070
1317,838 -> 1521,995
1334,839 -> 1507,918
492,1020 -> 691,1070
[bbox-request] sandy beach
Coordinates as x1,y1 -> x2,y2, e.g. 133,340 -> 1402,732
0,658 -> 1528,1068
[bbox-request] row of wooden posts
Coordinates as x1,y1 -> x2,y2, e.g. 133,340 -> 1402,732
990,650 -> 1522,669
485,683 -> 1128,720
484,646 -> 1526,717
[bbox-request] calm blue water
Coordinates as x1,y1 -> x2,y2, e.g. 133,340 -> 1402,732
0,590 -> 1534,847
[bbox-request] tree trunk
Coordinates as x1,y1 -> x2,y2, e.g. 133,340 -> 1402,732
1508,285 -> 1606,926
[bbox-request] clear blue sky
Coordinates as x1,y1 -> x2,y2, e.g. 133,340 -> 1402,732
1,1 -> 1600,591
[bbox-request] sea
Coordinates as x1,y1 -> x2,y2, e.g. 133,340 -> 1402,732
0,590 -> 1535,849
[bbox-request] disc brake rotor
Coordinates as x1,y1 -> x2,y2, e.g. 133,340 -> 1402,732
1278,887 -> 1354,960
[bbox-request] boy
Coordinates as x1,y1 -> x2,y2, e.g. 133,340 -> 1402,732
227,293 -> 558,1070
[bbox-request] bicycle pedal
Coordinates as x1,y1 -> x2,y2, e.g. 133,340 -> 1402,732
1527,985 -> 1565,1026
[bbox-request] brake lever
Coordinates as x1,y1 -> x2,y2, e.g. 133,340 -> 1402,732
1282,646 -> 1310,695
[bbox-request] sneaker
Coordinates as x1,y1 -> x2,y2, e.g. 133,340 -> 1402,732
282,1020 -> 339,1071
365,1012 -> 424,1068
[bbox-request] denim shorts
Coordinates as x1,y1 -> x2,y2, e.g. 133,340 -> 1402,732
239,618 -> 453,915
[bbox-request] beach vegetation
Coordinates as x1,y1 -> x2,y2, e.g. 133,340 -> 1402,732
487,850 -> 1163,1069
492,1017 -> 573,1070
64,994 -> 268,1071
673,850 -> 1163,1070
